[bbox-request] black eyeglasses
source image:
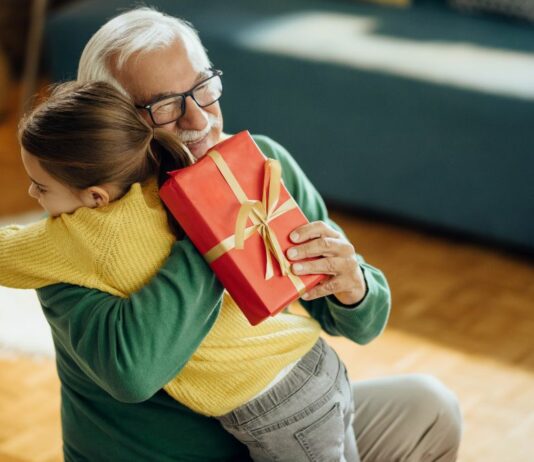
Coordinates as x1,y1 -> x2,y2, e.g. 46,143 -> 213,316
135,69 -> 223,126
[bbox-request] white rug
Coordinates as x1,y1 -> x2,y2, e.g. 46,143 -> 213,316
0,211 -> 55,358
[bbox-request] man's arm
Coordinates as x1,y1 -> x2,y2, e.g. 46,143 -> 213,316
38,237 -> 224,403
254,135 -> 391,344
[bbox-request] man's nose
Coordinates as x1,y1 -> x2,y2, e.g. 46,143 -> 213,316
178,96 -> 208,131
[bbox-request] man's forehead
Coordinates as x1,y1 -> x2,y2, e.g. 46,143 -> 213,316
115,38 -> 211,104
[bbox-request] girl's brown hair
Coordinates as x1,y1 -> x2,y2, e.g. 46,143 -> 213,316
18,80 -> 191,237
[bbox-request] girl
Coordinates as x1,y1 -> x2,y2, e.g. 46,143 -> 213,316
2,81 -> 357,461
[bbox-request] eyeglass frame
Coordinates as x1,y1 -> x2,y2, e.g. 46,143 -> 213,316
135,68 -> 223,126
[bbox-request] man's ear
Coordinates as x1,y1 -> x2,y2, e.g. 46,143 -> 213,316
80,186 -> 112,208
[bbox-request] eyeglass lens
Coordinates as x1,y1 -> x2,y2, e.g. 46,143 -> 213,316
151,74 -> 222,125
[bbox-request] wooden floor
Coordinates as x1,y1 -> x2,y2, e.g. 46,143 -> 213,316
1,86 -> 534,461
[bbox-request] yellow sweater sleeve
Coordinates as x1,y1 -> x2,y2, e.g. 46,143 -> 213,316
0,219 -> 79,289
0,217 -> 132,295
0,181 -> 174,296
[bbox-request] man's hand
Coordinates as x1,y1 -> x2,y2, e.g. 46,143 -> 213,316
286,221 -> 367,306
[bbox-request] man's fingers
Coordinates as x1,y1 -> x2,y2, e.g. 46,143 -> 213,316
290,221 -> 341,243
292,256 -> 354,276
301,275 -> 350,301
287,237 -> 354,260
286,220 -> 366,305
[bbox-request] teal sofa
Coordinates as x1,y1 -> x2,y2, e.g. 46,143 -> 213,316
44,0 -> 534,253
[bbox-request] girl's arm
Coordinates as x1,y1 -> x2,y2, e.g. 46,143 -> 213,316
38,237 -> 224,403
0,221 -> 64,289
1,220 -> 110,292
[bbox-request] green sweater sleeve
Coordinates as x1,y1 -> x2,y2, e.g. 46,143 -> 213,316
37,237 -> 224,403
253,135 -> 391,344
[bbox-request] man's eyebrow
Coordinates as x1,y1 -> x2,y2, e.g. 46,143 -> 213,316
29,177 -> 47,188
142,71 -> 209,105
137,91 -> 170,106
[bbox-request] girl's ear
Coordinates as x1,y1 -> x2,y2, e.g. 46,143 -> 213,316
80,186 -> 112,208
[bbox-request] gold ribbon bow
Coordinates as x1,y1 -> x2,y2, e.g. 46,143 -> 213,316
204,150 -> 305,293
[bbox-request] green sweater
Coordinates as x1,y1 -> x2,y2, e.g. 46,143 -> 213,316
36,135 -> 391,462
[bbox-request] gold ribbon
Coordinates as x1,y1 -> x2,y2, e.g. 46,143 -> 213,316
204,150 -> 306,294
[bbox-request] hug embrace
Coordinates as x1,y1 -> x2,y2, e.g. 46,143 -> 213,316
0,7 -> 462,462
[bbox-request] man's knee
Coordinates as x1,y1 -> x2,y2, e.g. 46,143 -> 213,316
384,374 -> 462,461
408,374 -> 461,424
352,373 -> 462,461
405,374 -> 462,459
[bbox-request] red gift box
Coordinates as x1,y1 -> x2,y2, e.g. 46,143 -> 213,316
160,131 -> 326,325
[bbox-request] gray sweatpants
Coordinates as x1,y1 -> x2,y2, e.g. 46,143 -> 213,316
219,339 -> 462,461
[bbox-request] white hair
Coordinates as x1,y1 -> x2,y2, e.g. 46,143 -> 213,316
77,7 -> 210,94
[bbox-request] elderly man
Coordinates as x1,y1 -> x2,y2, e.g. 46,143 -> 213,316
36,7 -> 461,462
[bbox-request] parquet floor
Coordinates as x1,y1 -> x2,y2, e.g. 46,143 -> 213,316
1,85 -> 533,461
327,213 -> 534,462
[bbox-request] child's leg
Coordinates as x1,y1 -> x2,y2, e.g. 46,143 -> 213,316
217,338 -> 359,462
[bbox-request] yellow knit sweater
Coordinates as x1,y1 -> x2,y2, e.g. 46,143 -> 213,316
0,179 -> 320,415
